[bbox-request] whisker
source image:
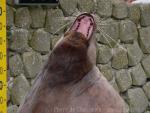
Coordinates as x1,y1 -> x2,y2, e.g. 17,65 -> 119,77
53,21 -> 72,34
97,28 -> 127,52
98,28 -> 113,49
98,24 -> 109,26
53,15 -> 126,52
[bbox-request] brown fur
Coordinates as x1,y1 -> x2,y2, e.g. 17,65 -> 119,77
44,31 -> 92,86
18,31 -> 126,113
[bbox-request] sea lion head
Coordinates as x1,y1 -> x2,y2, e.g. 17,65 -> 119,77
46,13 -> 96,84
54,13 -> 97,65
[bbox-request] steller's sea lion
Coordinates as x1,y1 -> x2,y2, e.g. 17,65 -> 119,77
18,13 -> 126,113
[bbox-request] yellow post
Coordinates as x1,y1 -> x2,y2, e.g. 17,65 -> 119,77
0,0 -> 7,113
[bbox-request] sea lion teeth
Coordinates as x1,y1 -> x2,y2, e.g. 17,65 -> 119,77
69,13 -> 95,40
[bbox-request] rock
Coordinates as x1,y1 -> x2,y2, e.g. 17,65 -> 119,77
145,111 -> 150,113
30,29 -> 51,54
128,4 -> 140,24
97,44 -> 112,64
97,19 -> 119,47
127,88 -> 149,113
8,105 -> 18,113
23,52 -> 42,78
78,0 -> 95,13
98,64 -> 113,81
112,48 -> 128,69
110,78 -> 120,92
10,28 -> 30,53
126,41 -> 143,66
45,9 -> 67,34
96,0 -> 112,17
11,75 -> 30,105
60,0 -> 77,15
142,55 -> 150,78
6,5 -> 14,27
130,64 -> 146,86
120,20 -> 138,43
15,7 -> 31,28
112,2 -> 128,19
9,54 -> 24,76
139,27 -> 150,54
143,82 -> 150,100
140,4 -> 150,27
116,70 -> 132,92
51,35 -> 61,49
30,6 -> 46,28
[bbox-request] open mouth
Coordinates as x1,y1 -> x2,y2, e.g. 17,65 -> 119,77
69,13 -> 96,40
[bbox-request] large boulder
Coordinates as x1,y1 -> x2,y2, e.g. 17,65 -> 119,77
140,4 -> 150,27
10,28 -> 30,53
116,69 -> 132,92
128,4 -> 140,24
15,7 -> 31,28
59,0 -> 77,16
120,20 -> 138,43
112,2 -> 128,19
143,82 -> 150,100
30,29 -> 51,54
142,55 -> 150,78
97,44 -> 112,64
30,6 -> 46,28
96,19 -> 119,47
112,48 -> 128,69
139,27 -> 150,54
11,75 -> 30,105
22,52 -> 43,78
98,64 -> 113,81
9,54 -> 24,76
130,64 -> 146,86
78,0 -> 95,13
126,88 -> 149,113
126,41 -> 143,66
45,9 -> 67,34
96,0 -> 112,17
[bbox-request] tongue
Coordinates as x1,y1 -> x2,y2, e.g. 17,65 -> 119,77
76,17 -> 91,38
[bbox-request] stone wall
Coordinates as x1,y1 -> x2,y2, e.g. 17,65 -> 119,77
6,0 -> 150,113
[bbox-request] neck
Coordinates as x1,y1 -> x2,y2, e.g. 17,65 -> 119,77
42,39 -> 93,87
